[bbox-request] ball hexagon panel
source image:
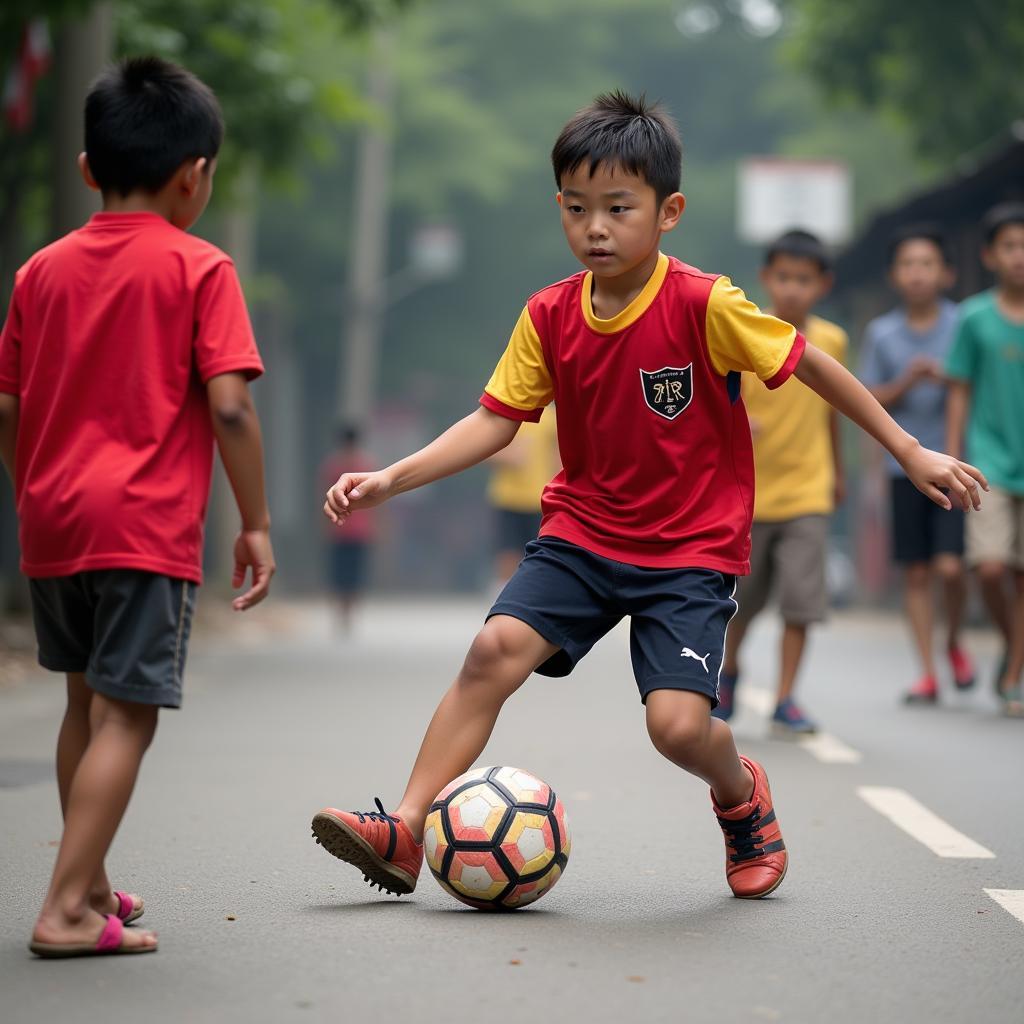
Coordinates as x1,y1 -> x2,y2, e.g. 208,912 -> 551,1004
500,810 -> 556,876
444,850 -> 511,903
422,809 -> 450,875
433,766 -> 495,804
503,864 -> 563,908
552,799 -> 572,858
492,766 -> 551,806
447,784 -> 508,843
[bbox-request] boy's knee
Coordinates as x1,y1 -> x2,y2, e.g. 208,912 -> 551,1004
933,555 -> 962,584
904,562 -> 930,587
976,561 -> 1006,586
646,708 -> 709,761
460,620 -> 529,688
90,694 -> 159,746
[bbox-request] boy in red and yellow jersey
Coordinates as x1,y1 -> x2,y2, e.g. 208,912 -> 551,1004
310,92 -> 986,902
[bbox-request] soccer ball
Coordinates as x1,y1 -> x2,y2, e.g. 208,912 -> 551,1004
424,766 -> 571,910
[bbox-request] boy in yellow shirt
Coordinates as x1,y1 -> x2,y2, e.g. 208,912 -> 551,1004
716,230 -> 847,734
487,407 -> 559,582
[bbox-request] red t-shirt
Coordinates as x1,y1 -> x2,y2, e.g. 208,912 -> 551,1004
480,254 -> 804,574
0,212 -> 264,583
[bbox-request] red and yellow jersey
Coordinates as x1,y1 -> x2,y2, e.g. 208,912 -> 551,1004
479,253 -> 804,573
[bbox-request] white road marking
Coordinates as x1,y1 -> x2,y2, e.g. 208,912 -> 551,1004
737,689 -> 863,763
857,786 -> 996,859
983,889 -> 1024,927
797,732 -> 863,764
737,688 -> 774,716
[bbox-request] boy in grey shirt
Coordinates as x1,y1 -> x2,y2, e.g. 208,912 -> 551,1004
860,224 -> 975,703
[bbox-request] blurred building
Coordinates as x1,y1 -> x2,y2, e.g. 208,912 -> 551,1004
832,121 -> 1024,332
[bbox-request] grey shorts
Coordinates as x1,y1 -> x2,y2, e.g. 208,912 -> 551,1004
29,570 -> 196,709
734,515 -> 828,627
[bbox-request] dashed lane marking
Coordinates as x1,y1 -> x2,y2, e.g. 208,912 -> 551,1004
983,889 -> 1024,927
797,731 -> 862,764
857,786 -> 996,859
737,689 -> 863,763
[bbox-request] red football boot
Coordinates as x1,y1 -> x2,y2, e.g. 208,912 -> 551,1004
712,756 -> 788,899
311,798 -> 423,895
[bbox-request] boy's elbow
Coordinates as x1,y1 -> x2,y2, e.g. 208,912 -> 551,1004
210,395 -> 253,430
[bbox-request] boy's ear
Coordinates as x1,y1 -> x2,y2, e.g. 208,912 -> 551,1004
556,192 -> 563,207
180,157 -> 209,196
78,152 -> 100,192
658,192 -> 685,232
981,245 -> 997,272
818,270 -> 835,298
941,264 -> 956,290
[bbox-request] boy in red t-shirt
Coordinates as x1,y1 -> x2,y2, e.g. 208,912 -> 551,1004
319,424 -> 378,632
0,58 -> 274,957
310,92 -> 986,903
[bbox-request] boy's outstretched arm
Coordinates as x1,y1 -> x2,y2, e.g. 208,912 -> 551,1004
0,393 -> 16,481
325,406 -> 521,524
794,344 -> 987,511
207,372 -> 275,610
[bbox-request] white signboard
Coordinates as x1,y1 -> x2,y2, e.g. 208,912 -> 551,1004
737,157 -> 852,245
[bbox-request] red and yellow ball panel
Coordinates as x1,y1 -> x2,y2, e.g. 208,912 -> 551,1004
444,851 -> 511,903
422,808 -> 449,875
503,864 -> 563,908
433,766 -> 493,804
500,810 -> 555,876
447,783 -> 508,843
491,766 -> 551,806
552,799 -> 571,858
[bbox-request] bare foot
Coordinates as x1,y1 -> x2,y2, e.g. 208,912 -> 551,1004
90,889 -> 143,919
32,907 -> 157,951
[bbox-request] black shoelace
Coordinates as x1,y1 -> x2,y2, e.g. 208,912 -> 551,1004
351,797 -> 397,825
716,805 -> 778,863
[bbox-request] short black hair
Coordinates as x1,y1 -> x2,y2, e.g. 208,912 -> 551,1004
551,91 -> 682,204
85,56 -> 223,196
982,201 -> 1024,245
763,229 -> 832,273
886,222 -> 953,266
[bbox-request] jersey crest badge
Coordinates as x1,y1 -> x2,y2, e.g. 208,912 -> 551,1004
639,364 -> 693,420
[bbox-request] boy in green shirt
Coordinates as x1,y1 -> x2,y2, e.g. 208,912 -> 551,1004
946,202 -> 1024,716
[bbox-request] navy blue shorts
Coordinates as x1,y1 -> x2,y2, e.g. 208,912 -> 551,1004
488,537 -> 738,707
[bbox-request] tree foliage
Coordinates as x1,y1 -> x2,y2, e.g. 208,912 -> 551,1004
786,0 -> 1024,159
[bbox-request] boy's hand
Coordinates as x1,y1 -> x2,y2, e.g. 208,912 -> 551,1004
324,470 -> 394,524
908,356 -> 942,383
899,443 -> 988,512
232,528 -> 275,610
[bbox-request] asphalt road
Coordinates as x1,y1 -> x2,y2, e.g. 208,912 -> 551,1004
1,598 -> 1022,1024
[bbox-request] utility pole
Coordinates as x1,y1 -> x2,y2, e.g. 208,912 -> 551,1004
338,31 -> 395,428
51,2 -> 113,239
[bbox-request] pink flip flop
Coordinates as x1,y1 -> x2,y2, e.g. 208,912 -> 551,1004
114,890 -> 144,925
29,914 -> 157,958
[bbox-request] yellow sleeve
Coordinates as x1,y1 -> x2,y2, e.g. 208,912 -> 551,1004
705,276 -> 804,387
481,306 -> 554,421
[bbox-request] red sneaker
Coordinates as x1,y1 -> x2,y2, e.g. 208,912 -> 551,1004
712,756 -> 787,899
948,646 -> 976,691
311,798 -> 423,895
904,675 -> 938,704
